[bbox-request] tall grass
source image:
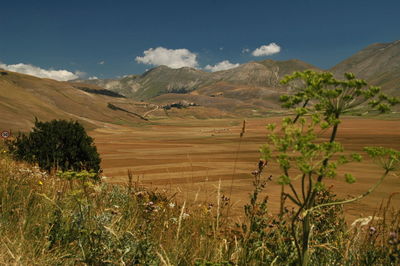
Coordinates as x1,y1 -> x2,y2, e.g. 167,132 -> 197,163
0,146 -> 399,265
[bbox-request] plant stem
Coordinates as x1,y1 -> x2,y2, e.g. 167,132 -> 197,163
301,173 -> 306,202
279,184 -> 285,217
291,204 -> 304,264
293,99 -> 310,124
302,213 -> 311,266
306,169 -> 390,215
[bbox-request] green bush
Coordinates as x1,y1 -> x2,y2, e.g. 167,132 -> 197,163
7,119 -> 101,174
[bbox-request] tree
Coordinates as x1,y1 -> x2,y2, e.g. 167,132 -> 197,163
260,70 -> 399,265
8,119 -> 101,174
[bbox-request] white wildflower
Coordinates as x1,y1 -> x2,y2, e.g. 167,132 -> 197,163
351,216 -> 382,227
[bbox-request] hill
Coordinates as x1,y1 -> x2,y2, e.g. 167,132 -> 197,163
0,70 -> 153,132
3,40 -> 399,131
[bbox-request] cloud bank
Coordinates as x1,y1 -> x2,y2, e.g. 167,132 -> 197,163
252,43 -> 281,56
204,60 -> 240,72
0,62 -> 80,81
135,47 -> 198,68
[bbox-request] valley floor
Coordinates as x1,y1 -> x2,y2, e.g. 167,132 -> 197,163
91,116 -> 400,222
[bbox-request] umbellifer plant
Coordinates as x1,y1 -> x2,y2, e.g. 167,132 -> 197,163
260,70 -> 400,265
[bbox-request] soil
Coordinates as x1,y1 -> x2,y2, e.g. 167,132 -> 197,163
91,117 -> 400,223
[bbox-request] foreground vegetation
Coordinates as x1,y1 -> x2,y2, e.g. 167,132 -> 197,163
0,149 -> 399,265
1,70 -> 399,265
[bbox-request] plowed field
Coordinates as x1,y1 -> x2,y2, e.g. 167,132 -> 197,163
92,117 -> 400,222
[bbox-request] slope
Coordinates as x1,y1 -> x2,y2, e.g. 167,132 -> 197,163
85,59 -> 321,102
331,40 -> 400,95
0,70 -> 150,132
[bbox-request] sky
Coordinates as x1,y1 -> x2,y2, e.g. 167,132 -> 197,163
0,0 -> 399,81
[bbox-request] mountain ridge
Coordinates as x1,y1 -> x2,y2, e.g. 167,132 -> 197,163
330,40 -> 400,95
1,40 -> 399,132
83,58 -> 321,100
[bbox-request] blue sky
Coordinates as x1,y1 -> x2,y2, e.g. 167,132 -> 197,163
0,0 -> 399,80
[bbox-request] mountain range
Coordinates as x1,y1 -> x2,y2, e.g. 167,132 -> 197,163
1,40 -> 399,132
84,59 -> 320,100
81,40 -> 399,118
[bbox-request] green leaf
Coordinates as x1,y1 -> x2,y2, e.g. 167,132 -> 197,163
338,155 -> 349,165
351,153 -> 362,162
344,72 -> 355,80
278,175 -> 291,185
266,123 -> 276,131
344,173 -> 356,184
314,182 -> 325,191
320,121 -> 330,129
259,145 -> 271,160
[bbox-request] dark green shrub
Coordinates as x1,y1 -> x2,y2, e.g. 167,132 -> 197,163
7,119 -> 101,174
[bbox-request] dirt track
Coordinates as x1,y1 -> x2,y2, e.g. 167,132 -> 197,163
91,117 -> 400,222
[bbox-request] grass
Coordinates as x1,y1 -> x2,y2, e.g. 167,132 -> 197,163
0,143 -> 399,265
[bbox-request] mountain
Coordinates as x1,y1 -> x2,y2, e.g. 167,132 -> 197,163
331,40 -> 400,95
83,66 -> 216,100
3,41 -> 398,131
80,59 -> 322,117
85,59 -> 321,101
0,70 -> 154,132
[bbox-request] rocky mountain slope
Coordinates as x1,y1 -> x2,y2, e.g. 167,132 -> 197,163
86,41 -> 399,102
331,40 -> 400,95
84,59 -> 321,101
80,59 -> 322,117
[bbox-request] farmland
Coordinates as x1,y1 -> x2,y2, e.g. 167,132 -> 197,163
93,116 -> 400,222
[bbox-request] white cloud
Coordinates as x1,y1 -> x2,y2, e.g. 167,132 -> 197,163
135,47 -> 198,68
88,76 -> 98,80
0,62 -> 80,81
242,48 -> 250,54
98,61 -> 105,65
204,60 -> 240,72
74,70 -> 87,78
252,43 -> 281,56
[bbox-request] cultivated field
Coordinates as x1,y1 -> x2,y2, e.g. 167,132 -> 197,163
92,117 -> 400,222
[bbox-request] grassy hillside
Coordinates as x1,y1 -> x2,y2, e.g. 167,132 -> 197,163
0,70 -> 154,132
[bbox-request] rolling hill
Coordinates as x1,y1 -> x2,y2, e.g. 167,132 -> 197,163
2,40 -> 399,132
0,70 -> 153,132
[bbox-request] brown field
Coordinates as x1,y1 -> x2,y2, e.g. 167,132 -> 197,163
92,117 -> 400,222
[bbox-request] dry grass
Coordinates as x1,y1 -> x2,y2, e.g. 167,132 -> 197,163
0,132 -> 399,264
